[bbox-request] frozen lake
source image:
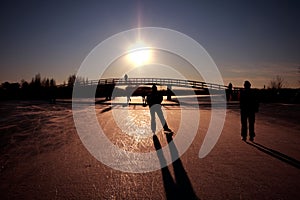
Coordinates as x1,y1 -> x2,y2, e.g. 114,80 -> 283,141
0,100 -> 299,199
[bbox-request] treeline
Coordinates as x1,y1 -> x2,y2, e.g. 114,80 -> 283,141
260,88 -> 300,103
0,74 -> 78,101
229,88 -> 300,104
0,73 -> 118,101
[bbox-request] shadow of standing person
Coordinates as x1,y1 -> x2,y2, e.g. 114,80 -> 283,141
153,135 -> 177,199
153,135 -> 199,200
166,135 -> 198,199
246,141 -> 300,169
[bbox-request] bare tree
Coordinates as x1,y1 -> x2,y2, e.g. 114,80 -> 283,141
269,75 -> 285,89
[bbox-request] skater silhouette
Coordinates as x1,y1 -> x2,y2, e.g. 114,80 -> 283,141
227,82 -> 233,101
147,84 -> 172,134
240,80 -> 259,141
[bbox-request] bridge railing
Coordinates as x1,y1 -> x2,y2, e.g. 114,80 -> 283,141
73,77 -> 229,90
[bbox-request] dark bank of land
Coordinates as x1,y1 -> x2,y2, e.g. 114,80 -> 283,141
1,80 -> 299,104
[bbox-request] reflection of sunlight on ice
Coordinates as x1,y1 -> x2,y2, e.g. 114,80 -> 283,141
112,97 -> 128,104
112,105 -> 168,139
123,110 -> 152,138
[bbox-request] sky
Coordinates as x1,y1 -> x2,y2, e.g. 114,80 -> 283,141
0,0 -> 299,88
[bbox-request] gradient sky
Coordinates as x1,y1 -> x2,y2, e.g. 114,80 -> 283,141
1,0 -> 299,88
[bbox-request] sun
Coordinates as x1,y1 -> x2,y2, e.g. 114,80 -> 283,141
128,49 -> 151,66
127,41 -> 152,66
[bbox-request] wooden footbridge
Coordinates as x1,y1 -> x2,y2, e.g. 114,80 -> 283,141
75,77 -> 229,90
72,77 -> 238,100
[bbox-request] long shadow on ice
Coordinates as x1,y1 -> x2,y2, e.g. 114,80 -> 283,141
246,141 -> 300,169
153,135 -> 199,200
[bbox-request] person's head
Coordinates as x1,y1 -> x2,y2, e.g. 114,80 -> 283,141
244,80 -> 251,89
152,84 -> 157,92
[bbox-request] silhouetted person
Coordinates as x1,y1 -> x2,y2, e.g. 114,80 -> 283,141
127,94 -> 131,105
147,85 -> 172,134
124,74 -> 128,82
240,81 -> 259,141
227,82 -> 233,101
142,94 -> 146,106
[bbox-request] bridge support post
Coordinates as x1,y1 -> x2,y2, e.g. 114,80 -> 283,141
167,85 -> 172,101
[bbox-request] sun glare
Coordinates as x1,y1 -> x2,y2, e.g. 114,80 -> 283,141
128,49 -> 151,66
127,40 -> 152,66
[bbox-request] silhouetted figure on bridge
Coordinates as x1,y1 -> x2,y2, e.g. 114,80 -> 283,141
147,85 -> 172,134
240,81 -> 259,141
124,74 -> 128,82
